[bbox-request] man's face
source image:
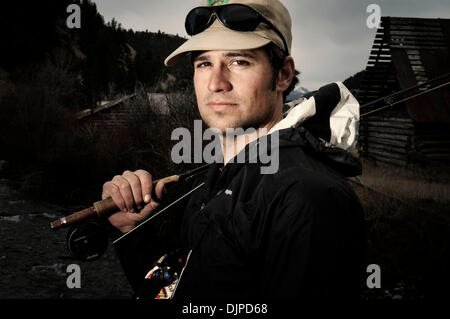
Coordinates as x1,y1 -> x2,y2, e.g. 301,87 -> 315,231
193,49 -> 280,133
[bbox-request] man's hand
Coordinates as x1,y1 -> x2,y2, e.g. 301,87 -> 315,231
102,169 -> 166,233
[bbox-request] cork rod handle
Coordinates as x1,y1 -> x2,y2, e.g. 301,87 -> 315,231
50,175 -> 179,230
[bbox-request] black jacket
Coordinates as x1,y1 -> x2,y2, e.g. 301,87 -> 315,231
114,82 -> 367,300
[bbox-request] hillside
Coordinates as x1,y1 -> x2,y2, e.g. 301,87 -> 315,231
0,0 -> 197,204
0,0 -> 192,107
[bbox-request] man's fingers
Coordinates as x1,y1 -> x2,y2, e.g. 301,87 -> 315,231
103,169 -> 157,225
123,170 -> 144,210
134,169 -> 153,204
102,182 -> 126,212
112,175 -> 135,212
154,180 -> 166,202
135,202 -> 157,221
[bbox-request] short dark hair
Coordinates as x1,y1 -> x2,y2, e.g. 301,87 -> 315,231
262,43 -> 300,102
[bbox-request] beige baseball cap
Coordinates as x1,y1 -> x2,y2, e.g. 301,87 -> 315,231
164,0 -> 292,66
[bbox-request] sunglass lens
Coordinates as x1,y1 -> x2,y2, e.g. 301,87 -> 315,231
220,5 -> 259,31
185,7 -> 211,35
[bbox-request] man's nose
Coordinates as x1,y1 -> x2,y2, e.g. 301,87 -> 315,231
208,66 -> 232,93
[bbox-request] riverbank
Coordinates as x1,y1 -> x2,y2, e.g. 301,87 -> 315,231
354,160 -> 450,300
0,177 -> 133,299
1,158 -> 449,300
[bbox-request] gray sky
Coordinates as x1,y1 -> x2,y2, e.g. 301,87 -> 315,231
93,0 -> 450,90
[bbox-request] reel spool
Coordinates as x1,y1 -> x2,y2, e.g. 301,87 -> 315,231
66,220 -> 108,261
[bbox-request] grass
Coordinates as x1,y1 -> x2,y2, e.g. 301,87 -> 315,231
358,160 -> 450,204
351,160 -> 450,300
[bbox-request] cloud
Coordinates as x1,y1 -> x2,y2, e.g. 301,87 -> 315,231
92,0 -> 450,90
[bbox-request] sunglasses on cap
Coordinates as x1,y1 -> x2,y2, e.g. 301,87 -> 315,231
185,4 -> 289,55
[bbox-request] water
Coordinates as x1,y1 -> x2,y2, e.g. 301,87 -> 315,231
0,176 -> 133,299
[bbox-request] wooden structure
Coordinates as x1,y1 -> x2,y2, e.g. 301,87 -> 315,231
356,17 -> 450,168
76,93 -> 177,131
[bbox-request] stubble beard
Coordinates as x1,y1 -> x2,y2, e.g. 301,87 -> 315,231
201,95 -> 279,136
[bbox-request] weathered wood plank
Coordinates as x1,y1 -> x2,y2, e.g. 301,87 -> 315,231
389,19 -> 441,26
367,154 -> 408,166
360,121 -> 415,130
365,126 -> 414,136
367,148 -> 408,160
365,136 -> 409,148
389,30 -> 444,37
389,25 -> 442,32
360,132 -> 410,142
366,143 -> 408,154
390,45 -> 447,50
366,117 -> 414,123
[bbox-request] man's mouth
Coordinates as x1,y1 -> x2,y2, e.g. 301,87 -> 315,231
207,102 -> 237,111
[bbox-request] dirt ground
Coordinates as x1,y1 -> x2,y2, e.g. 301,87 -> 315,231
0,178 -> 133,299
1,160 -> 449,301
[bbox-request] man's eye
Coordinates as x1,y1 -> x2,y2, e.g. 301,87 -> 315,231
195,62 -> 211,68
231,60 -> 250,66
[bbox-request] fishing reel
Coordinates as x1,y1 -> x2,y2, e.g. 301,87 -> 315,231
65,219 -> 109,261
51,164 -> 211,262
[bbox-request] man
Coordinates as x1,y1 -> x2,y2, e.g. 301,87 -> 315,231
103,0 -> 366,300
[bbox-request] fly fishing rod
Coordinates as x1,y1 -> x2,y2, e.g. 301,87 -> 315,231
50,163 -> 211,230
